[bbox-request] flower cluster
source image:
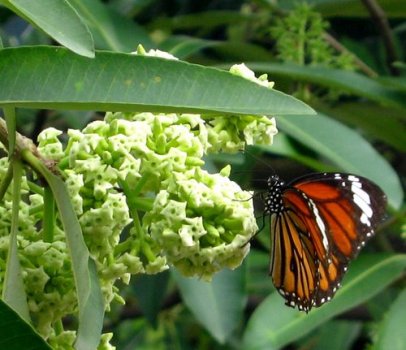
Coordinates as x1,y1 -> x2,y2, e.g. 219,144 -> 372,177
39,109 -> 267,285
0,157 -> 78,346
0,48 -> 278,348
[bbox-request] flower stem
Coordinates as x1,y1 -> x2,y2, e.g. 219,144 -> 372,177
0,163 -> 13,202
43,185 -> 55,243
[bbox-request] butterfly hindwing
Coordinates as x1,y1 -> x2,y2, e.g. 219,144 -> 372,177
270,207 -> 318,311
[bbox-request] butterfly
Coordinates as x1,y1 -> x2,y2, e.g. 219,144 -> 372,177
264,172 -> 387,312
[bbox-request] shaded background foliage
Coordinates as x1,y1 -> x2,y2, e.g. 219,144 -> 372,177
0,0 -> 405,349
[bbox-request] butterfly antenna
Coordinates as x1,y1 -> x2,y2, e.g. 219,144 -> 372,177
242,145 -> 277,175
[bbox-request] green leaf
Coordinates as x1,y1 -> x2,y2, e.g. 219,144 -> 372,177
275,113 -> 403,209
317,102 -> 406,152
21,151 -> 104,350
131,271 -> 170,327
160,37 -> 273,61
2,160 -> 30,322
378,76 -> 406,94
254,136 -> 332,172
4,0 -> 94,57
242,254 -> 406,350
0,162 -> 13,201
302,320 -> 362,350
246,250 -> 272,298
0,46 -> 315,116
245,63 -> 406,110
159,36 -> 220,60
210,41 -> 275,62
42,185 -> 55,243
44,174 -> 104,350
149,10 -> 256,31
69,0 -> 152,52
0,300 -> 51,350
373,288 -> 406,350
172,266 -> 247,344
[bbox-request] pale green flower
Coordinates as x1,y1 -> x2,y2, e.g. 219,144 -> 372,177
230,63 -> 275,88
133,44 -> 179,61
145,168 -> 257,280
37,127 -> 65,160
98,333 -> 116,350
48,330 -> 76,350
23,266 -> 49,293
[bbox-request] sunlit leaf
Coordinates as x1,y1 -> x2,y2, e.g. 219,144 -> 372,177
0,301 -> 51,350
4,0 -> 94,57
173,266 -> 247,344
0,46 -> 315,116
243,254 -> 406,350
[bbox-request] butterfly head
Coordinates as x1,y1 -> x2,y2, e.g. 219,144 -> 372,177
264,175 -> 285,214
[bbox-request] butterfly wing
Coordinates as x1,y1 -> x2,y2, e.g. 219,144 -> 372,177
291,173 -> 387,306
270,192 -> 320,311
270,173 -> 387,311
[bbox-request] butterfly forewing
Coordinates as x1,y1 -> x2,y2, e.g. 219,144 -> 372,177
267,172 -> 387,312
293,173 -> 387,257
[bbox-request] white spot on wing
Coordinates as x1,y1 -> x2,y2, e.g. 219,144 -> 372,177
353,192 -> 373,218
348,175 -> 359,182
352,182 -> 371,205
360,212 -> 371,226
308,198 -> 329,251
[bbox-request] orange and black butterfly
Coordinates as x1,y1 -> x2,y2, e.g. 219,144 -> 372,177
265,172 -> 387,312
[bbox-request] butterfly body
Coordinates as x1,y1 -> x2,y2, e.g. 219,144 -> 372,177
265,172 -> 387,312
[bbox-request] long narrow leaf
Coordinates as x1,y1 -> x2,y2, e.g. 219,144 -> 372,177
69,0 -> 152,51
2,160 -> 30,322
246,63 -> 406,109
0,46 -> 315,116
275,113 -> 403,209
373,288 -> 406,350
243,254 -> 406,350
0,300 -> 51,350
44,174 -> 104,350
21,151 -> 104,350
317,102 -> 406,152
131,271 -> 170,327
173,266 -> 247,344
5,0 -> 94,57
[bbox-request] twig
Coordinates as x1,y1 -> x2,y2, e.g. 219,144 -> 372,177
323,32 -> 378,77
361,0 -> 400,75
0,117 -> 36,156
0,117 -> 58,174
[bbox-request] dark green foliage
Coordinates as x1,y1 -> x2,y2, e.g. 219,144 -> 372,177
0,1 -> 405,349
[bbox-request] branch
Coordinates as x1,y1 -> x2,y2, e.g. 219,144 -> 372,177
323,33 -> 378,77
0,117 -> 58,174
361,0 -> 400,76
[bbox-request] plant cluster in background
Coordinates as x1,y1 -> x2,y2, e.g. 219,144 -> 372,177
270,4 -> 354,70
